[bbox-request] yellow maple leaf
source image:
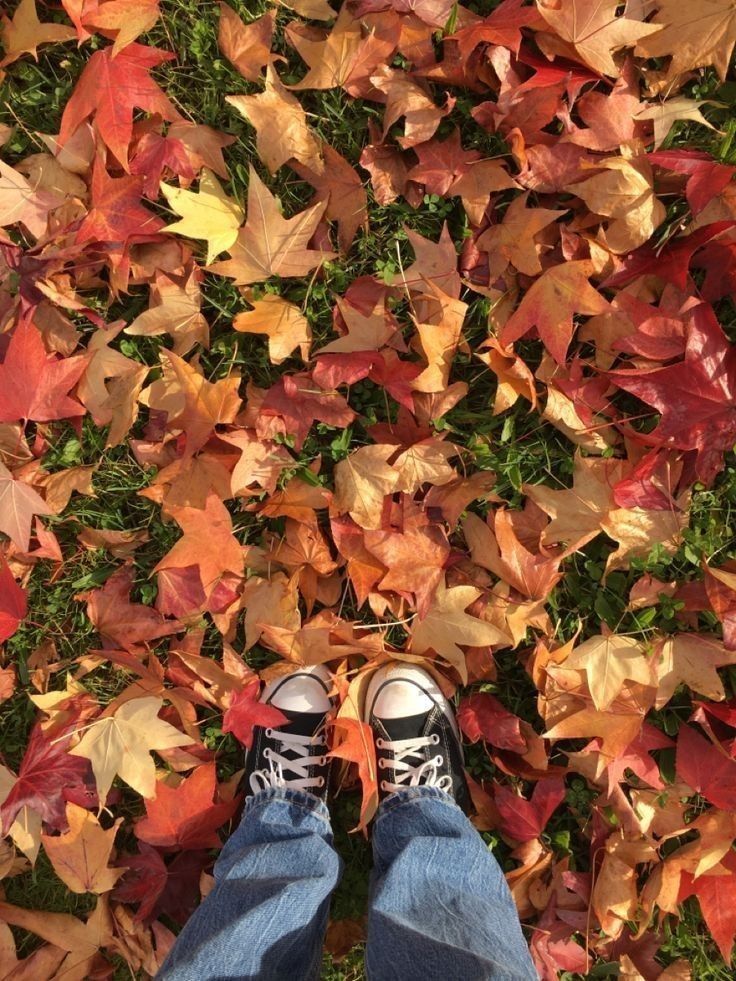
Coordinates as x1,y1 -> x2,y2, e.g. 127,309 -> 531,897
70,696 -> 192,804
161,168 -> 244,264
562,634 -> 654,711
635,97 -> 721,150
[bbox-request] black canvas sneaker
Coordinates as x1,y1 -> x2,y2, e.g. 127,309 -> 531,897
243,664 -> 335,800
364,663 -> 470,811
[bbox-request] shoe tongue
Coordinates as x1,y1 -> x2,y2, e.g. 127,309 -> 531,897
277,709 -> 326,739
374,710 -> 431,743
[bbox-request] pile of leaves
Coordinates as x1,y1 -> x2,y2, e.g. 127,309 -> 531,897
1,0 -> 736,976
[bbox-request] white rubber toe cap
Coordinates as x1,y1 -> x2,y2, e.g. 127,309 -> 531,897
365,664 -> 457,733
262,664 -> 333,714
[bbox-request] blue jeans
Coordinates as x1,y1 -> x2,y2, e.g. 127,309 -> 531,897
158,786 -> 537,980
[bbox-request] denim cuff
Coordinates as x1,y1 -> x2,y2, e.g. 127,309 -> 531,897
243,786 -> 331,825
377,784 -> 457,819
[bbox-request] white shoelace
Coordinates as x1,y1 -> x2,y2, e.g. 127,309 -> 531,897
249,728 -> 328,795
376,734 -> 453,794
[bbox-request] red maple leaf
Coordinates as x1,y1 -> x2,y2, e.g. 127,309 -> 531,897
704,564 -> 736,650
0,720 -> 92,834
649,149 -> 734,215
130,131 -> 196,198
114,843 -> 211,924
58,43 -> 182,168
610,302 -> 736,485
678,850 -> 736,965
222,680 -> 288,749
603,221 -> 736,290
77,565 -> 182,652
312,351 -> 420,411
0,556 -> 26,644
0,318 -> 87,425
675,724 -> 736,810
453,0 -> 542,57
457,692 -> 527,753
494,776 -> 566,842
76,159 -> 165,245
135,762 -> 239,850
257,373 -> 356,451
697,240 -> 736,303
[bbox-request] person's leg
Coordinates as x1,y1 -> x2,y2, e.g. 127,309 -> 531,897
363,664 -> 537,981
159,664 -> 340,981
367,787 -> 536,980
158,787 -> 341,981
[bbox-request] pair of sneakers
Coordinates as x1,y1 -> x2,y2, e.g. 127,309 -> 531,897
243,663 -> 470,812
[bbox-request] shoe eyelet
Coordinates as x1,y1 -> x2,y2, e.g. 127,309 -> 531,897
376,737 -> 385,749
378,758 -> 386,769
316,776 -> 325,788
265,728 -> 273,738
431,733 -> 440,745
263,747 -> 271,759
319,756 -> 327,767
380,780 -> 388,792
434,755 -> 444,767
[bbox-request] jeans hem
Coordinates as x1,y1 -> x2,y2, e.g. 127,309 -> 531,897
376,784 -> 458,819
243,786 -> 331,823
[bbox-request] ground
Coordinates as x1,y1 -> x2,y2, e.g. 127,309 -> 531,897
1,0 -> 736,978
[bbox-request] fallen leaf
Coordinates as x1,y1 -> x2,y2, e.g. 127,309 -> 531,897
653,634 -> 736,708
209,166 -> 336,285
636,97 -> 720,150
562,634 -> 654,711
58,43 -> 181,168
0,553 -> 27,642
457,692 -> 527,753
0,461 -> 51,551
565,156 -> 666,253
135,762 -> 239,848
0,0 -> 75,69
291,144 -> 369,251
221,679 -> 289,749
0,318 -> 87,425
477,192 -> 565,275
233,294 -> 311,364
675,724 -> 736,810
524,454 -> 629,554
77,565 -> 182,652
333,444 -> 400,530
218,3 -> 274,82
536,0 -> 662,76
0,720 -> 92,834
499,260 -> 609,364
85,0 -> 161,57
153,492 -> 244,595
41,802 -> 124,894
70,697 -> 192,803
494,776 -> 566,842
410,577 -> 510,682
226,66 -> 324,175
328,716 -> 378,832
634,0 -> 736,81
161,169 -> 244,264
678,850 -> 736,964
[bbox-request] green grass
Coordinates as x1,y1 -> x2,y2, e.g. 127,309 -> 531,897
2,0 -> 736,977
